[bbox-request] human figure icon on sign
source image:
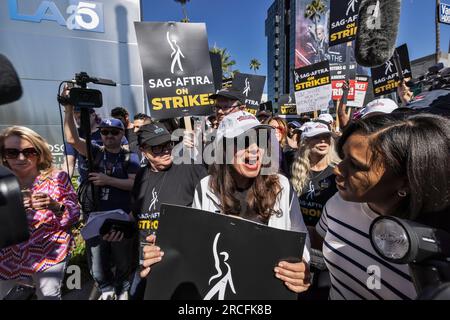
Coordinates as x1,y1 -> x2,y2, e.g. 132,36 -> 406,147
243,78 -> 251,97
204,233 -> 236,300
167,31 -> 185,74
346,0 -> 358,16
385,60 -> 394,75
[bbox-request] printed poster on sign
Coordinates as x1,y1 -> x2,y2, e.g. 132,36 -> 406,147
330,62 -> 356,101
347,76 -> 369,108
439,2 -> 450,25
134,22 -> 215,119
371,44 -> 412,97
232,73 -> 266,115
144,204 -> 306,300
329,0 -> 360,46
294,60 -> 332,114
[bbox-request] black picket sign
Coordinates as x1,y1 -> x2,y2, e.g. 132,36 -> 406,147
232,73 -> 266,110
144,204 -> 306,300
371,44 -> 412,97
135,22 -> 215,119
329,0 -> 360,46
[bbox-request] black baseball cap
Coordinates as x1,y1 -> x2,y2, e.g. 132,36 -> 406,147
137,123 -> 171,147
209,88 -> 245,104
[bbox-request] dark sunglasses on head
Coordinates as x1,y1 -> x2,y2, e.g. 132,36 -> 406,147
3,148 -> 40,159
100,129 -> 121,136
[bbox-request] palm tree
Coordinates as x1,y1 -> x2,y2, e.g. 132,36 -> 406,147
436,0 -> 441,63
210,46 -> 238,79
304,0 -> 327,59
174,0 -> 190,23
249,59 -> 261,74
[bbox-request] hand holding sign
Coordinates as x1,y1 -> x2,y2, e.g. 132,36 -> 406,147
140,234 -> 164,278
274,259 -> 311,293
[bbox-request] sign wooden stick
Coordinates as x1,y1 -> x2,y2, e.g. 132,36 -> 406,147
335,99 -> 340,132
184,116 -> 193,132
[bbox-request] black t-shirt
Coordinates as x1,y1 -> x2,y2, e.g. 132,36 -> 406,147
298,165 -> 338,226
131,163 -> 208,242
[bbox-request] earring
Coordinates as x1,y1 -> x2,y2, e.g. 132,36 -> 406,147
398,190 -> 407,197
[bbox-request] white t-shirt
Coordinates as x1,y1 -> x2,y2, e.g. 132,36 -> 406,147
316,193 -> 417,300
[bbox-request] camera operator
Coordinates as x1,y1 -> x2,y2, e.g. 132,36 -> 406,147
315,112 -> 450,300
63,101 -> 141,300
0,126 -> 80,300
63,107 -> 101,178
63,103 -> 129,181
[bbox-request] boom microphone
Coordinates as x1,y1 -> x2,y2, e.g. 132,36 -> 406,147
0,54 -> 23,105
355,0 -> 402,67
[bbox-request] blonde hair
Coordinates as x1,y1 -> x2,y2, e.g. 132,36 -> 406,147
291,136 -> 340,195
0,126 -> 54,177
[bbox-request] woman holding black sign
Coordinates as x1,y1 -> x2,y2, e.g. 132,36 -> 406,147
141,111 -> 311,295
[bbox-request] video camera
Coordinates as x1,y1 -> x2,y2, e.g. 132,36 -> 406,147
57,72 -> 116,109
406,63 -> 450,92
369,216 -> 450,299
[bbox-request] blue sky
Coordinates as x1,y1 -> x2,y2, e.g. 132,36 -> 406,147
398,0 -> 450,60
143,0 -> 450,78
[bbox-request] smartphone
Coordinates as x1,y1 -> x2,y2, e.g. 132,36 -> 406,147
99,219 -> 136,239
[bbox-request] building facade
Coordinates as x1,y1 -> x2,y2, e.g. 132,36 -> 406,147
265,0 -> 296,107
0,0 -> 143,167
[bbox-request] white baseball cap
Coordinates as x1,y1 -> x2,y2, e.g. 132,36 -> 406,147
301,121 -> 331,139
318,113 -> 334,124
360,98 -> 398,118
215,111 -> 272,144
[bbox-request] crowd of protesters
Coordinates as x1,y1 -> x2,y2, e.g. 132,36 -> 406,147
0,77 -> 449,300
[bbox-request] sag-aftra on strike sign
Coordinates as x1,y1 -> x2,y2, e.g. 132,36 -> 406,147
135,22 -> 215,119
294,60 -> 332,114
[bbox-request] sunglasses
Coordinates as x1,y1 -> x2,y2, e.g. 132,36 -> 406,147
213,103 -> 241,111
100,129 -> 122,136
3,148 -> 40,159
233,134 -> 269,151
149,142 -> 175,155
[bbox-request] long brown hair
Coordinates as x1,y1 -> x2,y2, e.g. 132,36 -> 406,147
208,163 -> 282,224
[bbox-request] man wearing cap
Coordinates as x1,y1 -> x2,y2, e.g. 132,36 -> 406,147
183,88 -> 247,150
62,105 -> 129,182
209,88 -> 247,123
129,123 -> 207,300
64,104 -> 141,300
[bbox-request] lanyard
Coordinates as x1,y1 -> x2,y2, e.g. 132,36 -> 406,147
103,150 -> 122,176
